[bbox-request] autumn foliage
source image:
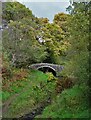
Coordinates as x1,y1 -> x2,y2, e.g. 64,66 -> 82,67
56,76 -> 76,94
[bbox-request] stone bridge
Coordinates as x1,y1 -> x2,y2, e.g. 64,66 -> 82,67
29,63 -> 63,76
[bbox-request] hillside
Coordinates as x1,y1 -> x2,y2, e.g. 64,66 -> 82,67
1,1 -> 90,119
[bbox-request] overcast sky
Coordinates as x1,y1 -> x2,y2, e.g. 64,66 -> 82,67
17,0 -> 70,22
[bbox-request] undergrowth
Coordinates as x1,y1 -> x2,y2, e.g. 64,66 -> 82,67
35,83 -> 89,119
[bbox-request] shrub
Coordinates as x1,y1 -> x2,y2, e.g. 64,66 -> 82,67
46,72 -> 57,82
56,76 -> 76,94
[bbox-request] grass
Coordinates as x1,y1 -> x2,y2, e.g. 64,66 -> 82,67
2,69 -> 57,118
35,84 -> 89,119
2,69 -> 47,101
2,67 -> 89,118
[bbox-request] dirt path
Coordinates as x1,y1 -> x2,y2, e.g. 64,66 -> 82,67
2,80 -> 33,114
2,93 -> 19,113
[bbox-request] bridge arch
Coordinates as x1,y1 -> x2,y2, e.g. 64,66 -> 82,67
30,63 -> 63,77
37,66 -> 56,76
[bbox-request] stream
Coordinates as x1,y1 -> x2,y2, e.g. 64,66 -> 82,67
19,96 -> 51,120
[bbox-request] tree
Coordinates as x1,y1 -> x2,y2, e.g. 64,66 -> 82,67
53,13 -> 70,33
40,23 -> 69,64
2,2 -> 33,22
2,2 -> 48,67
63,2 -> 89,82
61,3 -> 90,117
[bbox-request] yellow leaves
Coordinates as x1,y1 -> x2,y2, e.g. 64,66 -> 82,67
64,41 -> 70,46
54,13 -> 69,23
9,20 -> 13,23
46,72 -> 56,82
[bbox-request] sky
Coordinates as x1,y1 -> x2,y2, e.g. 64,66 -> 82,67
17,0 -> 70,22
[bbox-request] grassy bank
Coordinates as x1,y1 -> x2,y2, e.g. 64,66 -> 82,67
2,68 -> 57,118
35,84 -> 89,118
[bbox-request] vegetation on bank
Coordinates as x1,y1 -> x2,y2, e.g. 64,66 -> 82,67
3,69 -> 56,118
2,1 -> 90,119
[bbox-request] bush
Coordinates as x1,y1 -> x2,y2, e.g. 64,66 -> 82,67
46,72 -> 57,82
55,76 -> 76,94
